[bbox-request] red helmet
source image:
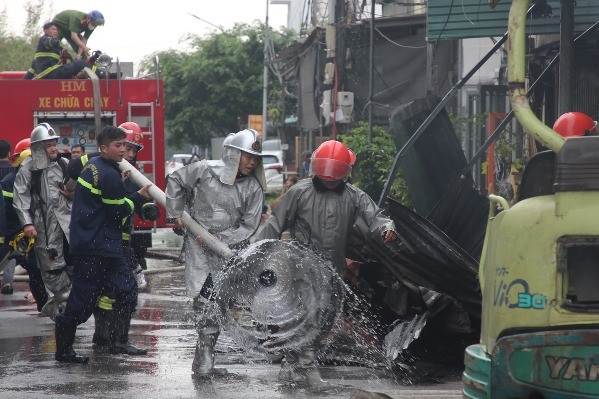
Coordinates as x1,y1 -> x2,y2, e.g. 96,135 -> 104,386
119,122 -> 144,150
10,138 -> 31,163
310,140 -> 356,181
553,112 -> 597,138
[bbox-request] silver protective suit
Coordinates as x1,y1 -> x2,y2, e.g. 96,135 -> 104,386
13,144 -> 72,318
165,156 -> 264,298
258,178 -> 396,275
166,148 -> 264,376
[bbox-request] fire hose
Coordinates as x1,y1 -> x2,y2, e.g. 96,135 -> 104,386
119,159 -> 343,353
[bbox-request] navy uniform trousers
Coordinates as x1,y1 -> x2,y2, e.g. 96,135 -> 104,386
57,254 -> 137,325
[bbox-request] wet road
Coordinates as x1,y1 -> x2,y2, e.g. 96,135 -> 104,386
0,234 -> 463,399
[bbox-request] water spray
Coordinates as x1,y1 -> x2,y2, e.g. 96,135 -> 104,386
119,159 -> 344,353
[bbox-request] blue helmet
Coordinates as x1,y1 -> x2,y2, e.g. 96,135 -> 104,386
89,10 -> 104,26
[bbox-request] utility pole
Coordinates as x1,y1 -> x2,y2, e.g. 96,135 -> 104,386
262,0 -> 270,138
368,0 -> 375,143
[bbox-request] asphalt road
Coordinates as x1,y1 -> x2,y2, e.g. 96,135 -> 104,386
0,239 -> 464,399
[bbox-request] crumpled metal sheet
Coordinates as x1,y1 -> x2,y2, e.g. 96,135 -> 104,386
383,286 -> 458,361
347,197 -> 481,327
388,99 -> 490,260
384,312 -> 429,361
214,239 -> 344,353
426,173 -> 490,260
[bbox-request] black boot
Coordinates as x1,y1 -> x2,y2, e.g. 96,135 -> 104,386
110,311 -> 147,356
92,309 -> 112,348
55,318 -> 89,363
24,255 -> 48,312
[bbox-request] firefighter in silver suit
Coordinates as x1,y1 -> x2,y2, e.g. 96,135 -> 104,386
166,129 -> 265,376
13,123 -> 75,319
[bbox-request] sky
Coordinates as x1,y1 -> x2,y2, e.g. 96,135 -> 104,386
0,0 -> 289,70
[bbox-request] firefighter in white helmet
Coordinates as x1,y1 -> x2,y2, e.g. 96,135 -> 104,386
166,128 -> 265,376
13,123 -> 75,319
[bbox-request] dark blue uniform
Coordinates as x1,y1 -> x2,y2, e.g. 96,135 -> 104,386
0,179 -> 5,248
0,170 -> 48,310
58,156 -> 145,325
1,171 -> 21,239
67,153 -> 157,270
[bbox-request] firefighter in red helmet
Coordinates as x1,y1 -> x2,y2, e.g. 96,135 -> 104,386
118,121 -> 156,286
121,122 -> 145,151
258,139 -> 397,386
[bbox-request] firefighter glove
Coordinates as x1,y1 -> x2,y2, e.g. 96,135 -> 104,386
141,203 -> 160,221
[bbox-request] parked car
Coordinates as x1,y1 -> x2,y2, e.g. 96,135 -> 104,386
165,153 -> 192,176
262,150 -> 285,193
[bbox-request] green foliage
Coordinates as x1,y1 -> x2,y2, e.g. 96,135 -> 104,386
0,1 -> 45,72
338,122 -> 412,207
0,36 -> 35,71
0,7 -> 8,38
23,0 -> 45,42
138,22 -> 297,149
449,111 -> 528,179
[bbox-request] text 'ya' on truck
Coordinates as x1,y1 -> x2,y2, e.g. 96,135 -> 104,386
463,0 -> 599,398
0,58 -> 167,232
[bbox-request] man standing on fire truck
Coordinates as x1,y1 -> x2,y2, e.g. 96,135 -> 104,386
13,123 -> 75,320
52,10 -> 105,61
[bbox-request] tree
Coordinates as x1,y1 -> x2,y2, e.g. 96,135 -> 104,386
138,22 -> 296,149
339,122 -> 412,207
0,0 -> 45,72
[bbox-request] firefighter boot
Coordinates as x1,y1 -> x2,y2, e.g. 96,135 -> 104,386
93,295 -> 115,348
192,325 -> 227,376
109,311 -> 147,356
55,317 -> 89,363
92,308 -> 112,349
298,347 -> 330,387
278,350 -> 305,383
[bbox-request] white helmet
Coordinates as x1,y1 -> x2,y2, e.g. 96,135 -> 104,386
30,123 -> 58,144
224,129 -> 263,156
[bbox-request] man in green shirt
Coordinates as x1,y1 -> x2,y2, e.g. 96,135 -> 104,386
52,10 -> 104,60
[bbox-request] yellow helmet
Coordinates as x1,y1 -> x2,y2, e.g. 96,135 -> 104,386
12,148 -> 31,168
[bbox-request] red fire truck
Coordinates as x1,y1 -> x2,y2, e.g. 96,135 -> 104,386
0,66 -> 167,231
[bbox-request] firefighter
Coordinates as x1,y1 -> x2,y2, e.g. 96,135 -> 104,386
28,21 -> 89,80
64,123 -> 158,355
258,140 -> 398,386
0,139 -> 48,309
13,123 -> 75,320
52,10 -> 105,61
0,139 -> 11,179
55,126 -> 152,363
120,122 -> 157,281
166,129 -> 265,376
70,144 -> 85,158
0,158 -> 4,268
